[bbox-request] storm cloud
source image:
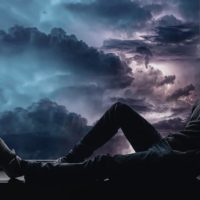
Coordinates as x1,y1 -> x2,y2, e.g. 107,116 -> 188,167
144,23 -> 200,44
103,22 -> 200,61
65,0 -> 152,33
0,98 -> 89,137
131,67 -> 176,95
0,99 -> 91,159
0,25 -> 133,120
0,26 -> 132,80
156,15 -> 183,27
167,84 -> 195,102
153,117 -> 186,136
103,39 -> 154,67
157,75 -> 176,87
136,46 -> 152,68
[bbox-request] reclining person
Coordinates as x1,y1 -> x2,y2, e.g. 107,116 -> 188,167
0,101 -> 200,185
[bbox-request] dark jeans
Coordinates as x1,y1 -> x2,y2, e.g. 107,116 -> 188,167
21,102 -> 199,184
80,102 -> 161,152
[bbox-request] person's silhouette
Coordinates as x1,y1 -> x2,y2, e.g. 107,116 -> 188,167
1,101 -> 200,186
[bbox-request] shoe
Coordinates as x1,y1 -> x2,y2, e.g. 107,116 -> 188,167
0,138 -> 23,178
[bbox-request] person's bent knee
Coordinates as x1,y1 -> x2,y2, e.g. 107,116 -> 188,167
113,101 -> 128,108
111,102 -> 135,116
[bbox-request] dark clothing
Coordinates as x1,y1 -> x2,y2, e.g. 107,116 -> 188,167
80,102 -> 162,152
166,100 -> 200,151
22,139 -> 173,184
22,101 -> 200,184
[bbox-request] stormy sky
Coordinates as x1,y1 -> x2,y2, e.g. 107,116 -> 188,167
0,0 -> 199,157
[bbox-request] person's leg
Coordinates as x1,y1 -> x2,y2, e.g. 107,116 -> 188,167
22,140 -> 199,185
59,102 -> 161,162
82,102 -> 161,151
22,145 -> 166,184
1,137 -> 199,185
21,155 -> 115,184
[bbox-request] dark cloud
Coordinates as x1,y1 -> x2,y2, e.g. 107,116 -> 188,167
132,67 -> 176,94
136,46 -> 153,68
153,117 -> 186,135
171,106 -> 189,115
102,17 -> 199,61
0,98 -> 89,137
106,68 -> 177,115
156,15 -> 182,27
102,34 -> 196,118
109,20 -> 192,61
64,0 -> 152,33
170,105 -> 192,121
101,39 -> 148,56
103,39 -> 147,52
144,23 -> 200,44
103,39 -> 153,67
0,25 -> 133,114
113,67 -> 186,118
0,26 -> 132,80
0,0 -> 198,45
154,44 -> 199,61
0,98 -> 90,159
157,75 -> 176,87
103,23 -> 199,61
167,84 -> 195,102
